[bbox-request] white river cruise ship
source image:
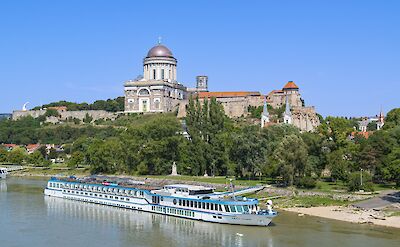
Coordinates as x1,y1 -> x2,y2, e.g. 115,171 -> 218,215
44,177 -> 277,226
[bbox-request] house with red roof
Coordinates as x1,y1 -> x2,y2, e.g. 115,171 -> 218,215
26,144 -> 41,154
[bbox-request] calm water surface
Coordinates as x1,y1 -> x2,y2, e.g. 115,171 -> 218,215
1,178 -> 399,247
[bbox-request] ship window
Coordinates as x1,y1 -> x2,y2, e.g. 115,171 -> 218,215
206,203 -> 210,210
173,199 -> 177,205
194,201 -> 197,208
219,205 -> 222,211
224,205 -> 230,212
210,204 -> 214,210
190,201 -> 193,208
202,202 -> 205,209
236,206 -> 244,212
243,205 -> 249,213
229,205 -> 236,213
179,199 -> 181,206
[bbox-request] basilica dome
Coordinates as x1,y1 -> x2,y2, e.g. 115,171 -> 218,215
147,44 -> 174,58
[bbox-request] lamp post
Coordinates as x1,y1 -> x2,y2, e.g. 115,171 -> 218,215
360,168 -> 364,187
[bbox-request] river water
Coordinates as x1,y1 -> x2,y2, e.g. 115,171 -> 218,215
1,178 -> 399,247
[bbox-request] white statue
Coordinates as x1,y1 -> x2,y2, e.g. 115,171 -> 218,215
170,161 -> 179,176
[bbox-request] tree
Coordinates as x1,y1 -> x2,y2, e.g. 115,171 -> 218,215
86,138 -> 123,174
83,113 -> 93,124
230,126 -> 267,178
326,149 -> 350,182
274,134 -> 308,186
28,150 -> 45,166
7,148 -> 26,164
347,171 -> 374,192
317,117 -> 355,149
0,148 -> 7,162
384,108 -> 400,129
384,147 -> 400,186
67,151 -> 84,168
367,122 -> 377,131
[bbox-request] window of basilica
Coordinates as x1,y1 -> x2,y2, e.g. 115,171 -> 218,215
138,88 -> 150,96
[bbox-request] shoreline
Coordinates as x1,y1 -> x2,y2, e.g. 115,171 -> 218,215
282,206 -> 400,229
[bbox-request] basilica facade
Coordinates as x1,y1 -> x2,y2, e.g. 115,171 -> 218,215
124,43 -> 206,113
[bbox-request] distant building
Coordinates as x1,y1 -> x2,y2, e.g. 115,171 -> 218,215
377,110 -> 385,130
124,42 -> 189,113
267,81 -> 320,131
357,110 -> 385,132
26,144 -> 41,154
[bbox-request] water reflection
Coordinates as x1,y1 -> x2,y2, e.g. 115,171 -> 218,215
44,197 -> 274,247
0,180 -> 7,192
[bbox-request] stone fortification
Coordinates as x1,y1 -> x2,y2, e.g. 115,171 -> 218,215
12,110 -> 118,123
291,106 -> 320,132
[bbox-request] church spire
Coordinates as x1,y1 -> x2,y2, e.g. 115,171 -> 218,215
261,97 -> 270,128
283,95 -> 292,124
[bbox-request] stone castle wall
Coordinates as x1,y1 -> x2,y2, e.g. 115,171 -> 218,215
177,95 -> 264,118
291,106 -> 320,132
12,110 -> 118,123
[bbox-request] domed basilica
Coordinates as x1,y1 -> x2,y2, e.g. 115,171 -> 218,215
124,42 -> 207,113
123,41 -> 320,132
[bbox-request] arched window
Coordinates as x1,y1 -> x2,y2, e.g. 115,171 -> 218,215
153,69 -> 156,80
161,69 -> 165,79
138,88 -> 150,96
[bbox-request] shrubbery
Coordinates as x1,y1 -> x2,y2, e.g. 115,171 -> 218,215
296,176 -> 317,189
346,171 -> 374,192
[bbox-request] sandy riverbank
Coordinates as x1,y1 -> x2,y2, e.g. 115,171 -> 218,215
283,206 -> 400,229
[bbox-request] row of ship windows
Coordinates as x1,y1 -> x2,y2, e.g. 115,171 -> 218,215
152,206 -> 195,217
176,199 -> 254,213
49,182 -> 145,197
177,199 -> 223,212
63,190 -> 131,202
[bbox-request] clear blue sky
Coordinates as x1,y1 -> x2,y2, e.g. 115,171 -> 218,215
1,0 -> 399,117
